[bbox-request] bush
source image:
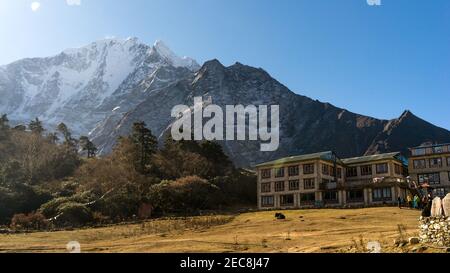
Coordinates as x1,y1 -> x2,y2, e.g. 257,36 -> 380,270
95,186 -> 141,221
39,191 -> 95,218
10,212 -> 49,231
148,176 -> 221,214
54,202 -> 93,227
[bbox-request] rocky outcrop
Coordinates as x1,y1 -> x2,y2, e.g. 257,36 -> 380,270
419,216 -> 450,246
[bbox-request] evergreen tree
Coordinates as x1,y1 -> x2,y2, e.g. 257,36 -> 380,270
131,122 -> 158,174
57,123 -> 72,143
0,114 -> 10,140
57,122 -> 77,150
29,118 -> 45,135
79,136 -> 98,158
46,132 -> 59,144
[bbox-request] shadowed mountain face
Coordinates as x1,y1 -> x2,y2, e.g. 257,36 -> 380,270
2,40 -> 450,167
89,60 -> 450,167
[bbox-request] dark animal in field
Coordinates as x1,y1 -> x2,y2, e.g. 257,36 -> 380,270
275,213 -> 286,220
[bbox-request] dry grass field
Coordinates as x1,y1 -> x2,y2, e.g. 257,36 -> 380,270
0,207 -> 441,253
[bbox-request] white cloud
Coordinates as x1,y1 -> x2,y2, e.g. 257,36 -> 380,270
66,0 -> 81,6
31,2 -> 41,12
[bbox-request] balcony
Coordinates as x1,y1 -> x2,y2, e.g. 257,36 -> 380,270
345,177 -> 408,189
319,181 -> 342,190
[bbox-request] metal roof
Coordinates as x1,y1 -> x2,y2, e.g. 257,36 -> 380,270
409,143 -> 450,150
254,151 -> 405,168
341,152 -> 402,165
254,151 -> 339,168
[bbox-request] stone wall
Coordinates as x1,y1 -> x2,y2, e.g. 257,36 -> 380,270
419,216 -> 450,246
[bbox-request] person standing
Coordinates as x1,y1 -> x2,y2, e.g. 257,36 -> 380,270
407,195 -> 412,208
413,195 -> 419,209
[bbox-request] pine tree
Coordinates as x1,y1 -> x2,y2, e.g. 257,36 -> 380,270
131,122 -> 158,174
79,136 -> 98,158
57,123 -> 71,143
46,132 -> 59,144
29,118 -> 45,135
57,122 -> 77,150
0,114 -> 10,140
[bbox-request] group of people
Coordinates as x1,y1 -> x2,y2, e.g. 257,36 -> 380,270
397,193 -> 432,210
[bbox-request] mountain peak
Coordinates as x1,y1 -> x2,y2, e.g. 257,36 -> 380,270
151,40 -> 199,71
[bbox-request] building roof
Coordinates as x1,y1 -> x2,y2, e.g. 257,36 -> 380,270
341,152 -> 403,165
254,151 -> 406,168
254,151 -> 339,168
409,143 -> 450,150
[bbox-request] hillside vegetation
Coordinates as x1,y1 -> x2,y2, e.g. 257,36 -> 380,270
0,114 -> 256,228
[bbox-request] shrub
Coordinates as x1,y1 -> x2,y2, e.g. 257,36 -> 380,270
54,202 -> 93,227
10,212 -> 49,231
148,176 -> 221,214
39,191 -> 95,218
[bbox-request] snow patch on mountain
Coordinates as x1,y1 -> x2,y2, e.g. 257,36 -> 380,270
0,37 -> 200,134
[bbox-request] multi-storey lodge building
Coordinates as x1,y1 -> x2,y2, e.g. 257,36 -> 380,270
409,143 -> 450,198
255,151 -> 410,210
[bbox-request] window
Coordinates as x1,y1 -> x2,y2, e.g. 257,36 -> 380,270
394,164 -> 403,175
322,178 -> 330,184
360,165 -> 372,176
429,158 -> 442,168
261,196 -> 274,207
412,148 -> 426,156
288,166 -> 299,176
373,187 -> 392,201
322,164 -> 330,175
433,146 -> 444,154
433,188 -> 446,198
323,191 -> 338,203
347,190 -> 364,203
275,181 -> 285,192
261,183 -> 271,193
413,159 -> 426,169
300,193 -> 315,204
274,167 -> 285,178
376,163 -> 388,174
346,167 -> 358,177
418,173 -> 440,185
329,166 -> 342,178
289,180 -> 300,191
303,164 -> 315,175
261,169 -> 271,179
280,194 -> 294,206
447,157 -> 450,167
303,178 -> 315,190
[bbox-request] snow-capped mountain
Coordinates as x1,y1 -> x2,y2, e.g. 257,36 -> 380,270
2,38 -> 450,167
0,37 -> 199,133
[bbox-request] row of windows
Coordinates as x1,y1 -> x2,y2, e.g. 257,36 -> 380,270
346,163 -> 393,177
261,179 -> 316,193
262,162 -> 403,180
261,164 -> 345,179
261,193 -> 316,207
372,187 -> 392,201
261,164 -> 316,179
418,172 -> 442,185
412,145 -> 450,156
261,188 -> 393,207
413,157 -> 450,169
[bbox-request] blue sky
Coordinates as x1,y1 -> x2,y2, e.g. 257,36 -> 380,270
0,0 -> 449,129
